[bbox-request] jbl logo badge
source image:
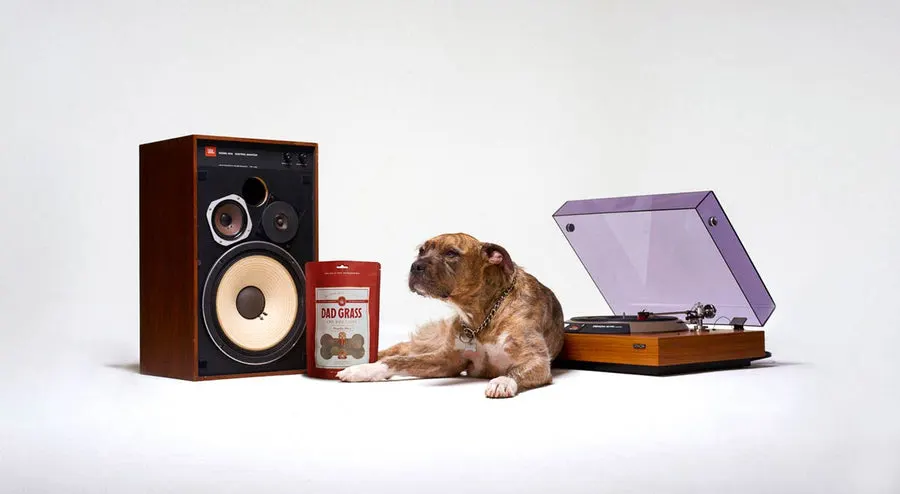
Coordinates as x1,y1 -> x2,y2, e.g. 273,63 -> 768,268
204,146 -> 216,157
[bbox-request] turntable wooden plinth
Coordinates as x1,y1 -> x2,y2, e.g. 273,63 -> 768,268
554,329 -> 769,376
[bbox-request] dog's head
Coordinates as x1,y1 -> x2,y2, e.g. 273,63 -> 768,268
408,233 -> 515,302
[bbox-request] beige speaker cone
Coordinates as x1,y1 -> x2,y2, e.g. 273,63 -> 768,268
214,254 -> 298,351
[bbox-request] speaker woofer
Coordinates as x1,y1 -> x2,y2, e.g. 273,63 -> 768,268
202,241 -> 305,365
206,194 -> 253,246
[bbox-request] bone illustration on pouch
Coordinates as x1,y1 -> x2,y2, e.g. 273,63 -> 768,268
320,332 -> 366,360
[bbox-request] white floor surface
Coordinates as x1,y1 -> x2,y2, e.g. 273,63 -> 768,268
2,323 -> 898,494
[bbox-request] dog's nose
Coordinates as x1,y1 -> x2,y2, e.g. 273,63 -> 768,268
411,261 -> 426,273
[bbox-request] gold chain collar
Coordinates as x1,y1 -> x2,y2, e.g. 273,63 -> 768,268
458,271 -> 518,344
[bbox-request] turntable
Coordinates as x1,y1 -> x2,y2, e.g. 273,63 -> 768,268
552,190 -> 775,376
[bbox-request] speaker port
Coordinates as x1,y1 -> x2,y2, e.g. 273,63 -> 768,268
242,177 -> 268,207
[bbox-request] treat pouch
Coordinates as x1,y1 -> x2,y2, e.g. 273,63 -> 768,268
304,260 -> 380,379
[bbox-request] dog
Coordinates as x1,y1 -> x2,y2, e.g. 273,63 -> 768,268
335,233 -> 565,398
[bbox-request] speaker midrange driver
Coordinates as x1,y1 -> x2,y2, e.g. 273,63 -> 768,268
207,194 -> 252,246
202,240 -> 306,366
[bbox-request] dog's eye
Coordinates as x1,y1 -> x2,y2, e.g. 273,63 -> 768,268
418,247 -> 425,256
445,249 -> 460,258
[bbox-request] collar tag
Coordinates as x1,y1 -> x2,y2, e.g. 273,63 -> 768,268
456,329 -> 478,353
454,337 -> 477,353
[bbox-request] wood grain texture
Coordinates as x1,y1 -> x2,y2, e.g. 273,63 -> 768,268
658,330 -> 765,365
197,369 -> 307,381
560,333 -> 660,365
559,330 -> 766,367
312,140 -> 318,263
139,135 -> 198,380
193,134 -> 318,147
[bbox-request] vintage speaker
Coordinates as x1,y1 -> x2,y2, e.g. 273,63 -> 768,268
139,134 -> 317,380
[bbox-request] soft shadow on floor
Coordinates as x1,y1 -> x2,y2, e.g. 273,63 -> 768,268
655,359 -> 808,378
416,368 -> 577,387
105,363 -> 140,374
421,378 -> 474,387
102,362 -> 799,379
547,360 -> 808,379
743,360 -> 806,369
100,365 -> 578,384
551,368 -> 575,378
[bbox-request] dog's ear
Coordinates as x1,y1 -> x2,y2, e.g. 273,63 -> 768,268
481,242 -> 514,275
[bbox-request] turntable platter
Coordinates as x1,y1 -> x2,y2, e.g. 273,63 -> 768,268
569,315 -> 681,323
565,314 -> 688,334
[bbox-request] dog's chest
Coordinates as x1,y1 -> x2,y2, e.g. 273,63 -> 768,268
460,336 -> 513,377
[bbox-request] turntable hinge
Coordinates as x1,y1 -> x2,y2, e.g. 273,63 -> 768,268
730,317 -> 747,331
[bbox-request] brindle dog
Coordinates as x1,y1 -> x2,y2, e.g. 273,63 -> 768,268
336,233 -> 565,398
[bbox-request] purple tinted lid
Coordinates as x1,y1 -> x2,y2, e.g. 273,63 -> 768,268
553,191 -> 775,326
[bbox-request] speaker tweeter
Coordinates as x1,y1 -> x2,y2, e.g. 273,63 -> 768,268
261,201 -> 299,244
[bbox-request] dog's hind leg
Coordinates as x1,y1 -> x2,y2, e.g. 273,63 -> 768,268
377,342 -> 411,360
376,318 -> 455,360
380,351 -> 468,379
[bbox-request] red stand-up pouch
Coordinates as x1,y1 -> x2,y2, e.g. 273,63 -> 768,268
305,260 -> 381,379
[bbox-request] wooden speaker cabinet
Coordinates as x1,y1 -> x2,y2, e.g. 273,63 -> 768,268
139,134 -> 317,380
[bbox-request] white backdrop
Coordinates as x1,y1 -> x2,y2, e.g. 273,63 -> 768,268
2,1 -> 899,493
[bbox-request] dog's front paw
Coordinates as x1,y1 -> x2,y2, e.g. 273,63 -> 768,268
336,362 -> 390,382
485,376 -> 518,398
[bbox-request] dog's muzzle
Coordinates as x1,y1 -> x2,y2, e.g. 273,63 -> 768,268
410,260 -> 427,273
